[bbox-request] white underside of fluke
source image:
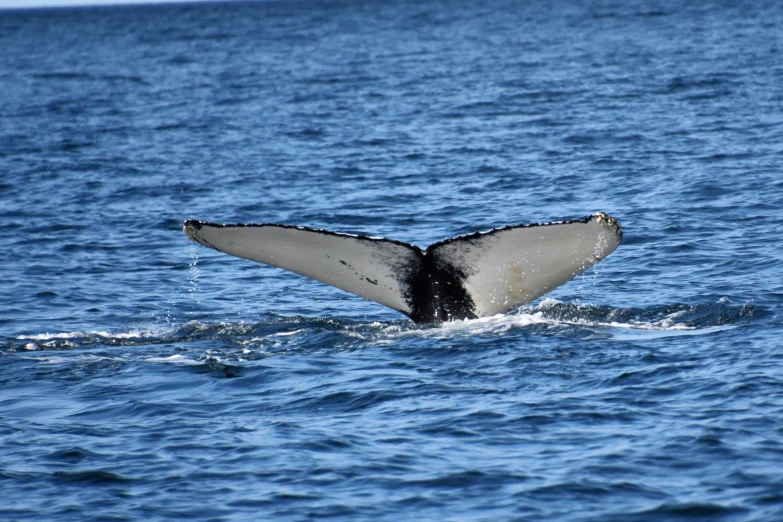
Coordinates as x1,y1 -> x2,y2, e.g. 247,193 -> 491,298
184,213 -> 622,323
431,214 -> 621,317
184,223 -> 421,314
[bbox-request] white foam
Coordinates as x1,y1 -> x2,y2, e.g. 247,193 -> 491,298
146,354 -> 201,365
378,312 -> 548,339
17,332 -> 81,340
436,312 -> 548,335
273,329 -> 304,337
530,300 -> 704,332
606,319 -> 692,331
38,356 -> 69,364
238,337 -> 266,347
25,354 -> 122,364
374,299 -> 722,340
17,329 -> 161,341
611,325 -> 736,340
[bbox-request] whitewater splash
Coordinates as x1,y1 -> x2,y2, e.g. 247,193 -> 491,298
6,298 -> 749,354
376,298 -> 740,340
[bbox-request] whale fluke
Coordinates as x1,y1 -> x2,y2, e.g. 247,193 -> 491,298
183,213 -> 622,324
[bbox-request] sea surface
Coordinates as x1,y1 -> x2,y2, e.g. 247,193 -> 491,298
1,0 -> 783,520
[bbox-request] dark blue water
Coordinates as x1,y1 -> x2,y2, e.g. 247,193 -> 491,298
2,0 -> 783,520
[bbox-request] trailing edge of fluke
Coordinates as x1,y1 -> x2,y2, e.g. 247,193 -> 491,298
183,213 -> 622,324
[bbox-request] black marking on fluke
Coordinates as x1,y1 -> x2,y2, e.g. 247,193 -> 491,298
406,253 -> 476,323
182,214 -> 622,324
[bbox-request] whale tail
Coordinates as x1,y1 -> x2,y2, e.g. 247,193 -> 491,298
183,213 -> 622,324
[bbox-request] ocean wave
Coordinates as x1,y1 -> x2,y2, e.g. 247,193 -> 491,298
3,297 -> 760,356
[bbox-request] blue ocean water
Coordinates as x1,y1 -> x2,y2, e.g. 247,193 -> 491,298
1,0 -> 783,520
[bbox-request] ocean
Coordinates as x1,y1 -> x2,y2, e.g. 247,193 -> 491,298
1,0 -> 782,520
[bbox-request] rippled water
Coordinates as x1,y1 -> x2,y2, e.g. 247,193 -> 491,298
1,0 -> 783,520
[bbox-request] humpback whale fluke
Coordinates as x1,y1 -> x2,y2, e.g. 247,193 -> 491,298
183,213 -> 622,324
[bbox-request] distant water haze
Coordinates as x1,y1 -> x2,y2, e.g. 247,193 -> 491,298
0,0 -> 216,8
